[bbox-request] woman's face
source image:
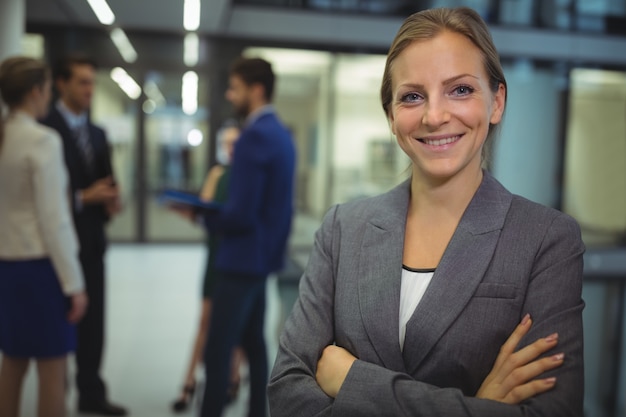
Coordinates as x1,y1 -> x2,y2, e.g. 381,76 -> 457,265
388,30 -> 505,183
34,78 -> 52,119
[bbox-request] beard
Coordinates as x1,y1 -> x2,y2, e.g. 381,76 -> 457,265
233,97 -> 251,120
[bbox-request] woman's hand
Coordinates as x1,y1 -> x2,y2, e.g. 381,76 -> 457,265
67,291 -> 89,324
315,345 -> 357,398
476,314 -> 564,404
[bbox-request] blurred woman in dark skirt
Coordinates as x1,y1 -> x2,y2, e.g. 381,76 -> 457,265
0,56 -> 87,417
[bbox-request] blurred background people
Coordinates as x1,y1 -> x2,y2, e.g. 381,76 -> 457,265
200,57 -> 296,417
0,56 -> 87,417
41,54 -> 126,416
170,124 -> 243,412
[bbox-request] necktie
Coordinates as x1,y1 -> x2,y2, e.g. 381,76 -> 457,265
73,124 -> 94,168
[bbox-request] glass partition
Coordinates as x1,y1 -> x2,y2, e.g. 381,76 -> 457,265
563,68 -> 626,248
144,70 -> 209,241
95,68 -> 210,242
92,70 -> 139,242
234,0 -> 626,33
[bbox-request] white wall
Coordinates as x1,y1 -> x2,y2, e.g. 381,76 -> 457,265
0,0 -> 24,61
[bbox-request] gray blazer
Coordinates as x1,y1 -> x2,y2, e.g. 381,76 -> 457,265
268,172 -> 585,417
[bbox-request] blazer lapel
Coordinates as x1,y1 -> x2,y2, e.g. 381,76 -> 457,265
358,181 -> 410,373
402,172 -> 513,374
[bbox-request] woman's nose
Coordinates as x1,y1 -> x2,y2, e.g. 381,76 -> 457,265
422,98 -> 450,127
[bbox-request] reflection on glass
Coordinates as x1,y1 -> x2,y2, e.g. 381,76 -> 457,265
145,71 -> 209,241
242,47 -> 403,258
92,71 -> 138,241
563,68 -> 626,248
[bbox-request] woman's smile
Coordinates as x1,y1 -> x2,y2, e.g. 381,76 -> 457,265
417,134 -> 463,147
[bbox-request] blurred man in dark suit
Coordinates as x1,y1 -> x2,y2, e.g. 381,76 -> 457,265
42,54 -> 127,416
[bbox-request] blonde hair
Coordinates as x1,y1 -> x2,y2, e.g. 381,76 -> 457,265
0,56 -> 50,149
380,7 -> 507,160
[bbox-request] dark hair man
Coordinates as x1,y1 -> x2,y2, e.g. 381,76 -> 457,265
41,54 -> 126,416
199,57 -> 296,417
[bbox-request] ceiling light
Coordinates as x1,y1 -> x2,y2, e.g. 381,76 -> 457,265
184,33 -> 199,67
110,28 -> 138,63
184,0 -> 201,31
182,71 -> 198,115
187,129 -> 203,147
144,81 -> 166,106
86,0 -> 115,25
110,67 -> 141,100
142,99 -> 157,114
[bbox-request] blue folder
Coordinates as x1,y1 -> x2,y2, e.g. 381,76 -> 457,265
158,189 -> 222,211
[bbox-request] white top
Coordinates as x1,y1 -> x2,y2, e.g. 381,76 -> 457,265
399,265 -> 434,351
0,111 -> 84,294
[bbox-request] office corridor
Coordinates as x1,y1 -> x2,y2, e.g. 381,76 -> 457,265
11,244 -> 287,417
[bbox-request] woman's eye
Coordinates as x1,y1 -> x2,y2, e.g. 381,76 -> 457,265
453,85 -> 474,96
401,92 -> 422,103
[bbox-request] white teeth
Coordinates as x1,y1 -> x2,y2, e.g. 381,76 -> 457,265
422,136 -> 459,146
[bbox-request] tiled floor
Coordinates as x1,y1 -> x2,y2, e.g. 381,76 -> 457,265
10,244 -> 289,417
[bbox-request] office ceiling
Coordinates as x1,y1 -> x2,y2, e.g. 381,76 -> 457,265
24,0 -> 406,52
24,0 -> 626,67
25,0 -> 220,34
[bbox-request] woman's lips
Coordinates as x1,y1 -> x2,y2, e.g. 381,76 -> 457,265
417,135 -> 462,146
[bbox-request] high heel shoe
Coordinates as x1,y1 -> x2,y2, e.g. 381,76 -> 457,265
226,380 -> 240,404
171,382 -> 196,412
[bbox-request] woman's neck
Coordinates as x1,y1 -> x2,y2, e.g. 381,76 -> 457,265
13,103 -> 37,119
408,167 -> 483,220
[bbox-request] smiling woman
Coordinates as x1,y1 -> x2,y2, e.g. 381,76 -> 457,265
268,7 -> 585,417
387,30 -> 505,188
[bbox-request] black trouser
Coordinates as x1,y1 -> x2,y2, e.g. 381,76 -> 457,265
201,271 -> 268,417
76,248 -> 106,403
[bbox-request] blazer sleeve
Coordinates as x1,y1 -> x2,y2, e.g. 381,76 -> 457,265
268,205 -> 338,416
270,207 -> 585,417
202,129 -> 269,233
95,126 -> 115,179
332,213 -> 585,417
31,129 -> 85,295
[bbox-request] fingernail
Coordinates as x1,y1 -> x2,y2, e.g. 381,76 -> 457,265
544,377 -> 557,385
545,333 -> 559,343
552,353 -> 564,362
521,313 -> 531,326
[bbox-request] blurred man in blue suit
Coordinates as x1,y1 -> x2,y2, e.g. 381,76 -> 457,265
200,57 -> 296,417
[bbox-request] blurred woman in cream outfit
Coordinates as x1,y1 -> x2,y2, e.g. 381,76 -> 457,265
0,56 -> 87,417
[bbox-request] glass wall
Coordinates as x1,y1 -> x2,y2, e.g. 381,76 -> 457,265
235,0 -> 626,33
144,70 -> 209,241
562,68 -> 626,417
92,71 -> 139,241
563,68 -> 626,248
93,68 -> 211,242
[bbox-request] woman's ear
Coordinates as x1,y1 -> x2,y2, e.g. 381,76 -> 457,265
388,112 -> 397,136
489,83 -> 506,125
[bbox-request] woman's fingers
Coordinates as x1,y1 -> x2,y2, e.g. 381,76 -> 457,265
477,314 -> 565,404
495,332 -> 560,384
502,377 -> 558,404
492,314 -> 532,371
316,345 -> 357,398
498,351 -> 564,398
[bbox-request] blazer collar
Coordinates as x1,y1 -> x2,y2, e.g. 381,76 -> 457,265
357,172 -> 513,374
358,179 -> 410,372
244,104 -> 275,127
